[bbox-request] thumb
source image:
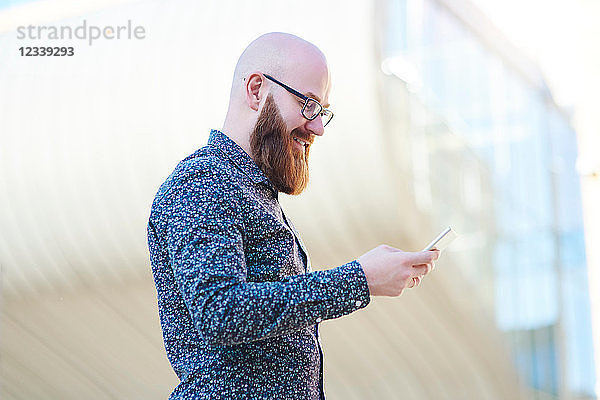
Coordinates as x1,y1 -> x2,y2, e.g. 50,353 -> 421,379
404,250 -> 438,265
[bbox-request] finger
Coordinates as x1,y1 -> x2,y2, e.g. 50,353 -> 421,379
412,276 -> 421,288
405,250 -> 439,265
430,248 -> 439,267
412,264 -> 430,277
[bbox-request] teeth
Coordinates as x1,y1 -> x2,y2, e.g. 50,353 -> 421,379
294,137 -> 308,147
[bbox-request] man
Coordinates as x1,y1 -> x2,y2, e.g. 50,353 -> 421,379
147,32 -> 438,400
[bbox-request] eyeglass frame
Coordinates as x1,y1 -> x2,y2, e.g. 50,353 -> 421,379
262,73 -> 334,127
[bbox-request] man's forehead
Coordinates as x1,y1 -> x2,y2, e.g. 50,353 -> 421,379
286,66 -> 330,106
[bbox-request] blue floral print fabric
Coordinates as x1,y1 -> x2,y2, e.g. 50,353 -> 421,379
147,130 -> 371,399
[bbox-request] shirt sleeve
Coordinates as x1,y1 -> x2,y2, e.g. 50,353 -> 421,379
162,169 -> 371,346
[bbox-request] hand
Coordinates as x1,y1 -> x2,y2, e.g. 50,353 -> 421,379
358,245 -> 439,297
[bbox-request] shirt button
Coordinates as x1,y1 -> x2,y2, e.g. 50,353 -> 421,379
316,317 -> 322,323
355,300 -> 362,307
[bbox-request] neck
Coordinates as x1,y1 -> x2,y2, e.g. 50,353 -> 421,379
221,119 -> 252,156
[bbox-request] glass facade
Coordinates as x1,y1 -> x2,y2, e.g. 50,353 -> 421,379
380,0 -> 596,398
0,0 -> 36,10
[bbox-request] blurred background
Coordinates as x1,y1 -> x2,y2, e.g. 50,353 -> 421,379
0,0 -> 598,399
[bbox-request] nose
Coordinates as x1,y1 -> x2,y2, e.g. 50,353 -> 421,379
305,115 -> 324,136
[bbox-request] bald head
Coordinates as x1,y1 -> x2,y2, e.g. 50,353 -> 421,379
222,33 -> 331,155
231,32 -> 328,92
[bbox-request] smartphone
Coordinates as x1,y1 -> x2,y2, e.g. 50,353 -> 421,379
422,226 -> 457,251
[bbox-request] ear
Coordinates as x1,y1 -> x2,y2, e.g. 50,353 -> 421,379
244,73 -> 264,111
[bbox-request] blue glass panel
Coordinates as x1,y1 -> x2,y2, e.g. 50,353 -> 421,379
0,0 -> 36,10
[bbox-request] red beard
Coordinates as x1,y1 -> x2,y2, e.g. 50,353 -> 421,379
250,94 -> 311,195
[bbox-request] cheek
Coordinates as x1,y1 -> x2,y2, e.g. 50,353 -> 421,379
278,99 -> 305,130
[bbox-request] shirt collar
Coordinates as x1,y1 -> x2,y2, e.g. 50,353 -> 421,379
208,129 -> 277,196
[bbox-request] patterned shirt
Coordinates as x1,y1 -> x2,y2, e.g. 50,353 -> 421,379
147,129 -> 371,399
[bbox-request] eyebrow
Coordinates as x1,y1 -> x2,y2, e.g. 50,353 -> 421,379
306,92 -> 330,108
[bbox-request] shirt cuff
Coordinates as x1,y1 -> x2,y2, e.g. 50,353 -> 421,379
313,259 -> 371,322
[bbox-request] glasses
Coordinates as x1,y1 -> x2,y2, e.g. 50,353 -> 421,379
263,73 -> 334,127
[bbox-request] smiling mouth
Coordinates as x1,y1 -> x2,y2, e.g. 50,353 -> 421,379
293,137 -> 310,150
